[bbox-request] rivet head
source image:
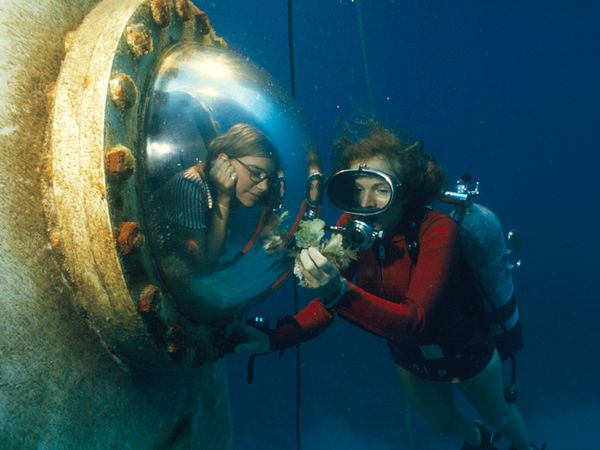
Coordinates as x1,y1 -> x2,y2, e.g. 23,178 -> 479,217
125,23 -> 153,57
175,0 -> 192,20
138,285 -> 161,314
194,8 -> 211,35
106,145 -> 135,179
151,0 -> 171,27
166,324 -> 186,360
214,36 -> 228,49
109,72 -> 137,110
117,222 -> 144,255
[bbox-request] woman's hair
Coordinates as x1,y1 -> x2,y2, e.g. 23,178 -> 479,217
332,121 -> 446,208
207,123 -> 278,164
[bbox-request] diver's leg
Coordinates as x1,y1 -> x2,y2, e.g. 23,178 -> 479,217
457,350 -> 531,450
395,365 -> 481,446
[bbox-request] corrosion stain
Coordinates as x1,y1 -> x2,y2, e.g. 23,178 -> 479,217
213,36 -> 228,49
192,6 -> 211,35
166,324 -> 186,361
151,0 -> 171,27
138,284 -> 161,314
125,23 -> 153,58
106,145 -> 135,180
46,82 -> 56,114
175,0 -> 192,20
94,182 -> 106,199
64,31 -> 75,53
117,222 -> 144,255
109,72 -> 138,110
49,229 -> 62,251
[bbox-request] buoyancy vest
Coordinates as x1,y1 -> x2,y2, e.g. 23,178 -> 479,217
405,203 -> 523,361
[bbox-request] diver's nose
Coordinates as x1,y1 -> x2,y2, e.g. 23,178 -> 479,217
254,177 -> 269,192
360,190 -> 376,208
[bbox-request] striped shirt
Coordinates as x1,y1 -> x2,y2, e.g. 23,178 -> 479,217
165,165 -> 213,229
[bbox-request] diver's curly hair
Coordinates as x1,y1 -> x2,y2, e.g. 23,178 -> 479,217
332,122 -> 446,209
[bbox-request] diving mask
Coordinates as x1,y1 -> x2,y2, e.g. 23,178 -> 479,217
325,166 -> 400,216
323,167 -> 400,249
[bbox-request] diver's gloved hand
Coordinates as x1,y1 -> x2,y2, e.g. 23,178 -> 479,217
298,247 -> 343,303
223,319 -> 271,355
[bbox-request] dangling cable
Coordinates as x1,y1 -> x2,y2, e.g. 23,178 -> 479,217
288,2 -> 301,449
288,0 -> 297,99
293,278 -> 302,450
355,0 -> 375,114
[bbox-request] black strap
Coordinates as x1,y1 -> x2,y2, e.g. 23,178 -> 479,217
485,293 -> 518,325
247,354 -> 258,384
404,208 -> 428,264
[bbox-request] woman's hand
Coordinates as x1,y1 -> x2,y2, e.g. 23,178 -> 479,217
227,321 -> 271,354
209,154 -> 237,202
298,247 -> 343,305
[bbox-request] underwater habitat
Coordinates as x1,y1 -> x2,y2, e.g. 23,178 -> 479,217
0,0 -> 598,449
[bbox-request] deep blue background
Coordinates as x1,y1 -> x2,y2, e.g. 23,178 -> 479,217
198,1 -> 600,449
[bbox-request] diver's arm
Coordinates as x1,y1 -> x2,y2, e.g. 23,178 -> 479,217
270,299 -> 334,350
336,214 -> 458,337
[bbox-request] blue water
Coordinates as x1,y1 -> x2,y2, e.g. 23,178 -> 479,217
199,1 -> 600,448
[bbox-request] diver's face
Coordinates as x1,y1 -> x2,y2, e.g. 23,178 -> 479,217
233,156 -> 276,207
349,157 -> 404,231
352,174 -> 392,210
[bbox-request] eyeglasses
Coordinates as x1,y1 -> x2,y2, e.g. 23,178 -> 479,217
234,159 -> 276,185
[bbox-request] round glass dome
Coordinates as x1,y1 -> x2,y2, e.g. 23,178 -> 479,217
141,43 -> 319,323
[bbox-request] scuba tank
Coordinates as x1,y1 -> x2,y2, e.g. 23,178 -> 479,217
441,174 -> 523,362
442,174 -> 523,403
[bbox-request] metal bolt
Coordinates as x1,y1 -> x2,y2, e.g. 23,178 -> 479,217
125,23 -> 153,58
109,72 -> 137,111
194,8 -> 211,35
213,36 -> 228,48
166,324 -> 186,360
175,0 -> 192,20
106,145 -> 135,179
138,284 -> 161,314
117,222 -> 144,255
150,0 -> 171,27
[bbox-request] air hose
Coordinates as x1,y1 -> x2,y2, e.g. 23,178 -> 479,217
287,3 -> 302,449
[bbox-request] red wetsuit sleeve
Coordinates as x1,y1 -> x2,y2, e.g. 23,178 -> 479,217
336,214 -> 457,338
270,299 -> 334,350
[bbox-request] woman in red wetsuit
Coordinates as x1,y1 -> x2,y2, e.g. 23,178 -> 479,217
241,124 -> 536,449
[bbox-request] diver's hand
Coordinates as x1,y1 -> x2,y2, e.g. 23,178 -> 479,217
298,247 -> 343,306
209,154 -> 237,200
229,322 -> 271,354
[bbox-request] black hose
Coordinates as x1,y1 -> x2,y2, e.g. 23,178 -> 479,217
293,279 -> 301,450
288,0 -> 297,99
288,3 -> 301,449
355,0 -> 375,113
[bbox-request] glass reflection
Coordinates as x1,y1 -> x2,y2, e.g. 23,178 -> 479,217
141,43 -> 317,322
326,169 -> 398,216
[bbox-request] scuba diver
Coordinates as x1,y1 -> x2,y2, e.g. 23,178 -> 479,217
236,123 -> 544,450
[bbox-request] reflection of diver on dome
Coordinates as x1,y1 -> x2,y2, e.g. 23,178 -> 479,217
162,123 -> 282,273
